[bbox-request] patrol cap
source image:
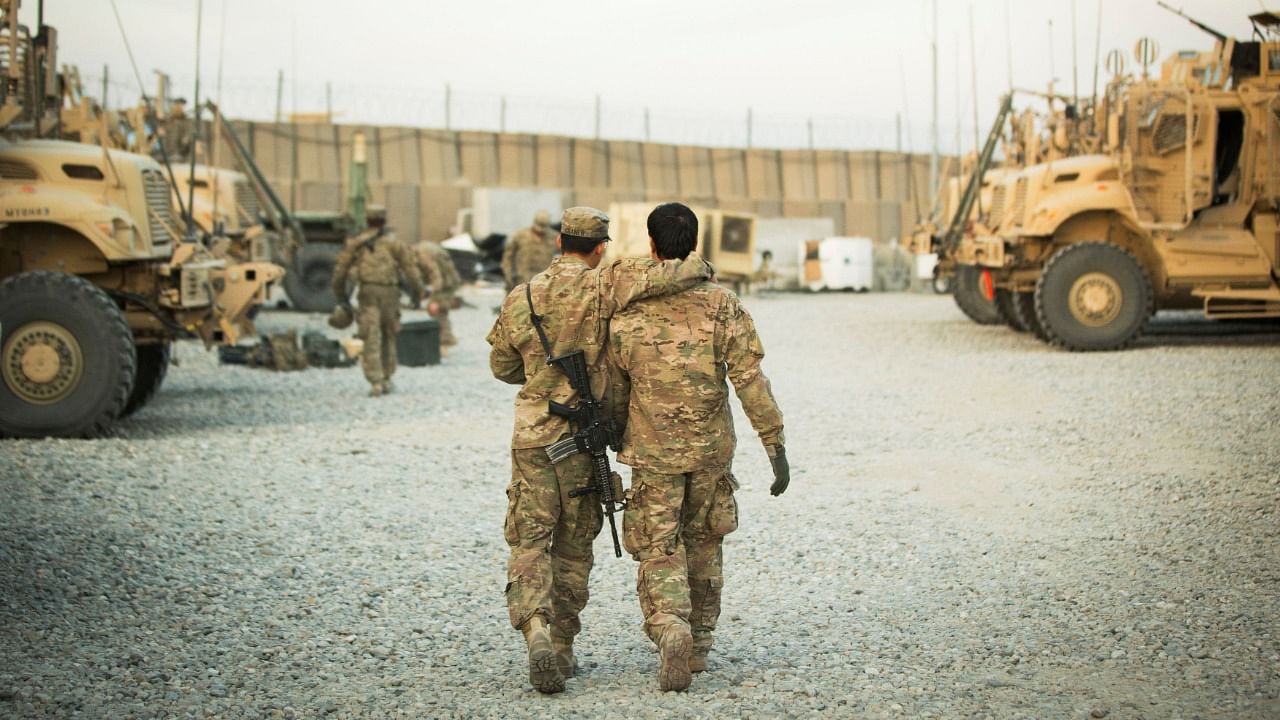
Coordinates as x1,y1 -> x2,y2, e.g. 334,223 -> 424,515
367,205 -> 388,220
559,206 -> 610,241
533,210 -> 551,229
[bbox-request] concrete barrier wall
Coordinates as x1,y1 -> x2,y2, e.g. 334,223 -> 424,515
219,120 -> 951,244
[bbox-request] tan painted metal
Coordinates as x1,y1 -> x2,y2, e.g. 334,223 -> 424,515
1,320 -> 83,405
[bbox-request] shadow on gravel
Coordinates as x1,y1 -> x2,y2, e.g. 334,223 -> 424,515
1136,316 -> 1280,349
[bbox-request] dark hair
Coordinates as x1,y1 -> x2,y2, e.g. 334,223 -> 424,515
647,202 -> 698,260
559,233 -> 604,255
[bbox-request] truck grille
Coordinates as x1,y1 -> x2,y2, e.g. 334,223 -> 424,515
0,160 -> 37,180
987,185 -> 1007,227
142,169 -> 175,245
1009,178 -> 1028,227
234,180 -> 261,224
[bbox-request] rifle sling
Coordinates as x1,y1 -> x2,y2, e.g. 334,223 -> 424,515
525,282 -> 556,364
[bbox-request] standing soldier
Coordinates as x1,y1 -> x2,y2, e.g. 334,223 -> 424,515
414,239 -> 462,349
502,210 -> 556,290
331,208 -> 424,397
608,202 -> 789,691
487,207 -> 712,694
163,97 -> 194,161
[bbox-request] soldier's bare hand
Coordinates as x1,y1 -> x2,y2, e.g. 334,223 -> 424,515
768,446 -> 790,496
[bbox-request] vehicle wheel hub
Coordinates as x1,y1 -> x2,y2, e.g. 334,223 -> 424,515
1068,272 -> 1123,327
2,321 -> 84,404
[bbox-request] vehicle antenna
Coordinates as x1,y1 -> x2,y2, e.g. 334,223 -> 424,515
1004,0 -> 1013,91
186,0 -> 204,240
108,0 -> 189,226
1071,0 -> 1079,111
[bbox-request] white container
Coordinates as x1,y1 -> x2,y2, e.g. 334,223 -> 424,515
802,237 -> 873,291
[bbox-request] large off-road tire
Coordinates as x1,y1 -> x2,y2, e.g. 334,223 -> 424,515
283,242 -> 341,313
952,265 -> 1003,325
121,342 -> 171,418
1010,290 -> 1048,340
995,288 -> 1028,332
0,272 -> 137,438
1035,242 -> 1154,351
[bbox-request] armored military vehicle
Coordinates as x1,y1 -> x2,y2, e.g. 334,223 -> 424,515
0,0 -> 282,437
954,9 -> 1280,350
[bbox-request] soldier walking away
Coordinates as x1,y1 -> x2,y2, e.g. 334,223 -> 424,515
331,208 -> 424,397
502,210 -> 556,290
487,207 -> 713,694
414,239 -> 462,349
608,202 -> 789,691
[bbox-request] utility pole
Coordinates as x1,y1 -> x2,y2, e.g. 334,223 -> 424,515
325,81 -> 332,121
274,69 -> 283,123
746,107 -> 753,149
102,64 -> 109,109
594,94 -> 601,139
500,96 -> 507,133
644,107 -> 650,142
444,83 -> 452,130
895,113 -> 902,153
930,0 -> 939,206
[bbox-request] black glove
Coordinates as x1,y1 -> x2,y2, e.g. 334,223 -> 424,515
768,446 -> 790,497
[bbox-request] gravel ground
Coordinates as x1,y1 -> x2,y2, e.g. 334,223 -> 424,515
2,288 -> 1278,719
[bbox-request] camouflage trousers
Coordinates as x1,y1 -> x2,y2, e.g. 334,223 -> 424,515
622,466 -> 739,654
356,284 -> 401,386
503,447 -> 603,639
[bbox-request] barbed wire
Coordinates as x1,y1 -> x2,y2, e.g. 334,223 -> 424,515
78,70 -> 985,154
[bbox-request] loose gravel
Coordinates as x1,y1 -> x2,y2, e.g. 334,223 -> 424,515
2,289 -> 1278,719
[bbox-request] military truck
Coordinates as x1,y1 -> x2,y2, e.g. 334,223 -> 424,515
0,0 -> 282,437
954,9 -> 1280,350
602,202 -> 756,291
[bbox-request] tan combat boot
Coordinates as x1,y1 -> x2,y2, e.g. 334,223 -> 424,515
688,650 -> 708,673
521,616 -> 564,694
551,634 -> 577,678
656,624 -> 693,692
368,383 -> 384,398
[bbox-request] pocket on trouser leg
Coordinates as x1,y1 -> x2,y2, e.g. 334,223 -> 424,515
689,575 -> 724,632
621,488 -> 642,557
706,474 -> 739,537
503,483 -> 521,547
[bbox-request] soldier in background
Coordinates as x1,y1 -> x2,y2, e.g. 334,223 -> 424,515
163,98 -> 194,161
414,239 -> 462,349
502,210 -> 556,289
487,207 -> 712,694
331,208 -> 424,396
608,202 -> 789,691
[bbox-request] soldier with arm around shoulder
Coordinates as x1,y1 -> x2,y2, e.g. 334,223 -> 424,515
486,206 -> 713,694
609,202 -> 788,692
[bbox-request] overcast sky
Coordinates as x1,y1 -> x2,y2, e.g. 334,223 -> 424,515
30,0 -> 1269,150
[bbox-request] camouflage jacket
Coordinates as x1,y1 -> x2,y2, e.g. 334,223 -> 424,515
414,240 -> 461,296
609,281 -> 784,474
331,229 -> 424,301
487,253 -> 713,450
501,227 -> 556,287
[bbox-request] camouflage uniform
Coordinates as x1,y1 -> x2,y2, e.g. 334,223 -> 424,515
609,280 -> 784,665
415,240 -> 462,346
332,228 -> 424,394
502,212 -> 556,289
487,208 -> 713,688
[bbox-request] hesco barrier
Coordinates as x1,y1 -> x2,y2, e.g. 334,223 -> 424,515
215,120 -> 950,245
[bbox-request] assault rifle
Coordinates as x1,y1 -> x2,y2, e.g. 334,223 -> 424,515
527,286 -> 624,558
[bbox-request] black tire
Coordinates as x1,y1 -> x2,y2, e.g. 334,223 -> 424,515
1035,242 -> 1154,351
121,342 -> 171,417
995,288 -> 1028,332
0,272 -> 136,438
283,242 -> 342,313
1010,290 -> 1049,341
952,265 -> 1003,325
